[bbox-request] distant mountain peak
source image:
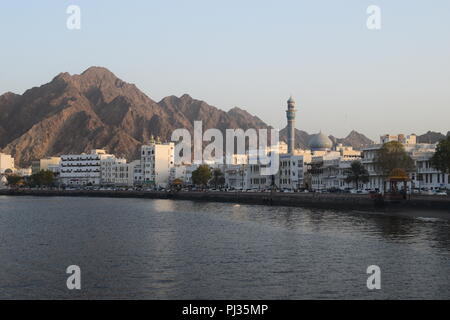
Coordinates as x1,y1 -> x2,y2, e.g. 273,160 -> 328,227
81,66 -> 115,76
0,67 -> 270,166
180,93 -> 193,100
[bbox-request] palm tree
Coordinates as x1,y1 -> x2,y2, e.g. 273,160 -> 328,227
345,161 -> 369,190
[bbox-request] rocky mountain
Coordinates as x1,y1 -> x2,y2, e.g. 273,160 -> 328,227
1,66 -> 410,167
0,67 -> 269,166
329,130 -> 374,149
416,131 -> 449,144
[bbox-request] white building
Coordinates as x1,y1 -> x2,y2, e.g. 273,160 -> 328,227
277,153 -> 311,190
361,134 -> 449,192
306,132 -> 363,191
140,138 -> 175,188
60,149 -> 114,186
310,154 -> 357,191
243,146 -> 278,190
133,161 -> 143,186
100,156 -> 126,185
169,165 -> 188,184
224,164 -> 246,190
410,146 -> 449,191
112,160 -> 139,187
0,153 -> 14,174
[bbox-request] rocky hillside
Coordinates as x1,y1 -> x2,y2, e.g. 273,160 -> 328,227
4,66 -> 423,167
0,67 -> 269,166
416,131 -> 449,144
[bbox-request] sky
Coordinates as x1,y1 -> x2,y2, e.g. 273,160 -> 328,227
0,0 -> 449,140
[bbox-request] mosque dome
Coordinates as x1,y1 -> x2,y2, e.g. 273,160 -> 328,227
308,132 -> 333,150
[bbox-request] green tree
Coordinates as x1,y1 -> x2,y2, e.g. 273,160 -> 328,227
192,165 -> 211,187
431,136 -> 450,174
30,170 -> 55,187
210,168 -> 225,188
374,141 -> 415,176
6,174 -> 24,187
374,141 -> 415,192
344,160 -> 369,190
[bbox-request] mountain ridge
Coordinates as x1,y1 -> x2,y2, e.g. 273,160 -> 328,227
2,66 -> 443,167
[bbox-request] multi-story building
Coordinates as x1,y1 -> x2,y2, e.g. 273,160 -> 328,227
361,134 -> 449,192
412,148 -> 449,191
60,149 -> 114,186
140,139 -> 175,188
169,165 -> 188,184
380,134 -> 417,145
310,154 -> 358,191
0,153 -> 14,173
244,163 -> 272,190
100,157 -> 127,185
277,153 -> 311,190
304,131 -> 363,191
32,157 -> 61,174
112,160 -> 140,187
224,164 -> 246,190
133,161 -> 143,186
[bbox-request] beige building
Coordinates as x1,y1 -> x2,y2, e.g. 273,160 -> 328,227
141,138 -> 175,188
32,157 -> 61,174
0,153 -> 14,173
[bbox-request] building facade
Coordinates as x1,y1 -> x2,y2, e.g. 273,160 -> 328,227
0,153 -> 14,174
32,157 -> 61,174
140,139 -> 175,188
361,134 -> 449,192
60,149 -> 113,186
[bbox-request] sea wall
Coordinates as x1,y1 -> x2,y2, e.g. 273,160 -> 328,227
1,189 -> 449,212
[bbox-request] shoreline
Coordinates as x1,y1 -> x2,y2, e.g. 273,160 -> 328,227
2,189 -> 449,213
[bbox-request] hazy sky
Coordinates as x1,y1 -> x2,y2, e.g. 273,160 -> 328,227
1,1 -> 449,140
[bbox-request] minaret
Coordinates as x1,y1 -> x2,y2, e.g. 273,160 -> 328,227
286,96 -> 297,154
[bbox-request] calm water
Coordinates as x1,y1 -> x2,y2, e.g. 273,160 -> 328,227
0,196 -> 449,299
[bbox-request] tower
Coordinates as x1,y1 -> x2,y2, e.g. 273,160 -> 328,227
286,96 -> 297,154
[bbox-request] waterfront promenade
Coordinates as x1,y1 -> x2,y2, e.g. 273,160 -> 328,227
1,189 -> 449,212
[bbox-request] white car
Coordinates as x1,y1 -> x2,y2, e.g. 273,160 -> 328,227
434,191 -> 448,196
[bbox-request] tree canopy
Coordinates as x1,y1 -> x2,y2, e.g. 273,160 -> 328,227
431,136 -> 450,174
374,141 -> 415,177
29,170 -> 55,187
210,168 -> 225,188
6,174 -> 24,187
191,165 -> 212,187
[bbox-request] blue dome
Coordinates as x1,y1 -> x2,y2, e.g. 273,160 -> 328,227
309,132 -> 333,150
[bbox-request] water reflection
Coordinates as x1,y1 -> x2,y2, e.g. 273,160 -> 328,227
0,196 -> 448,299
